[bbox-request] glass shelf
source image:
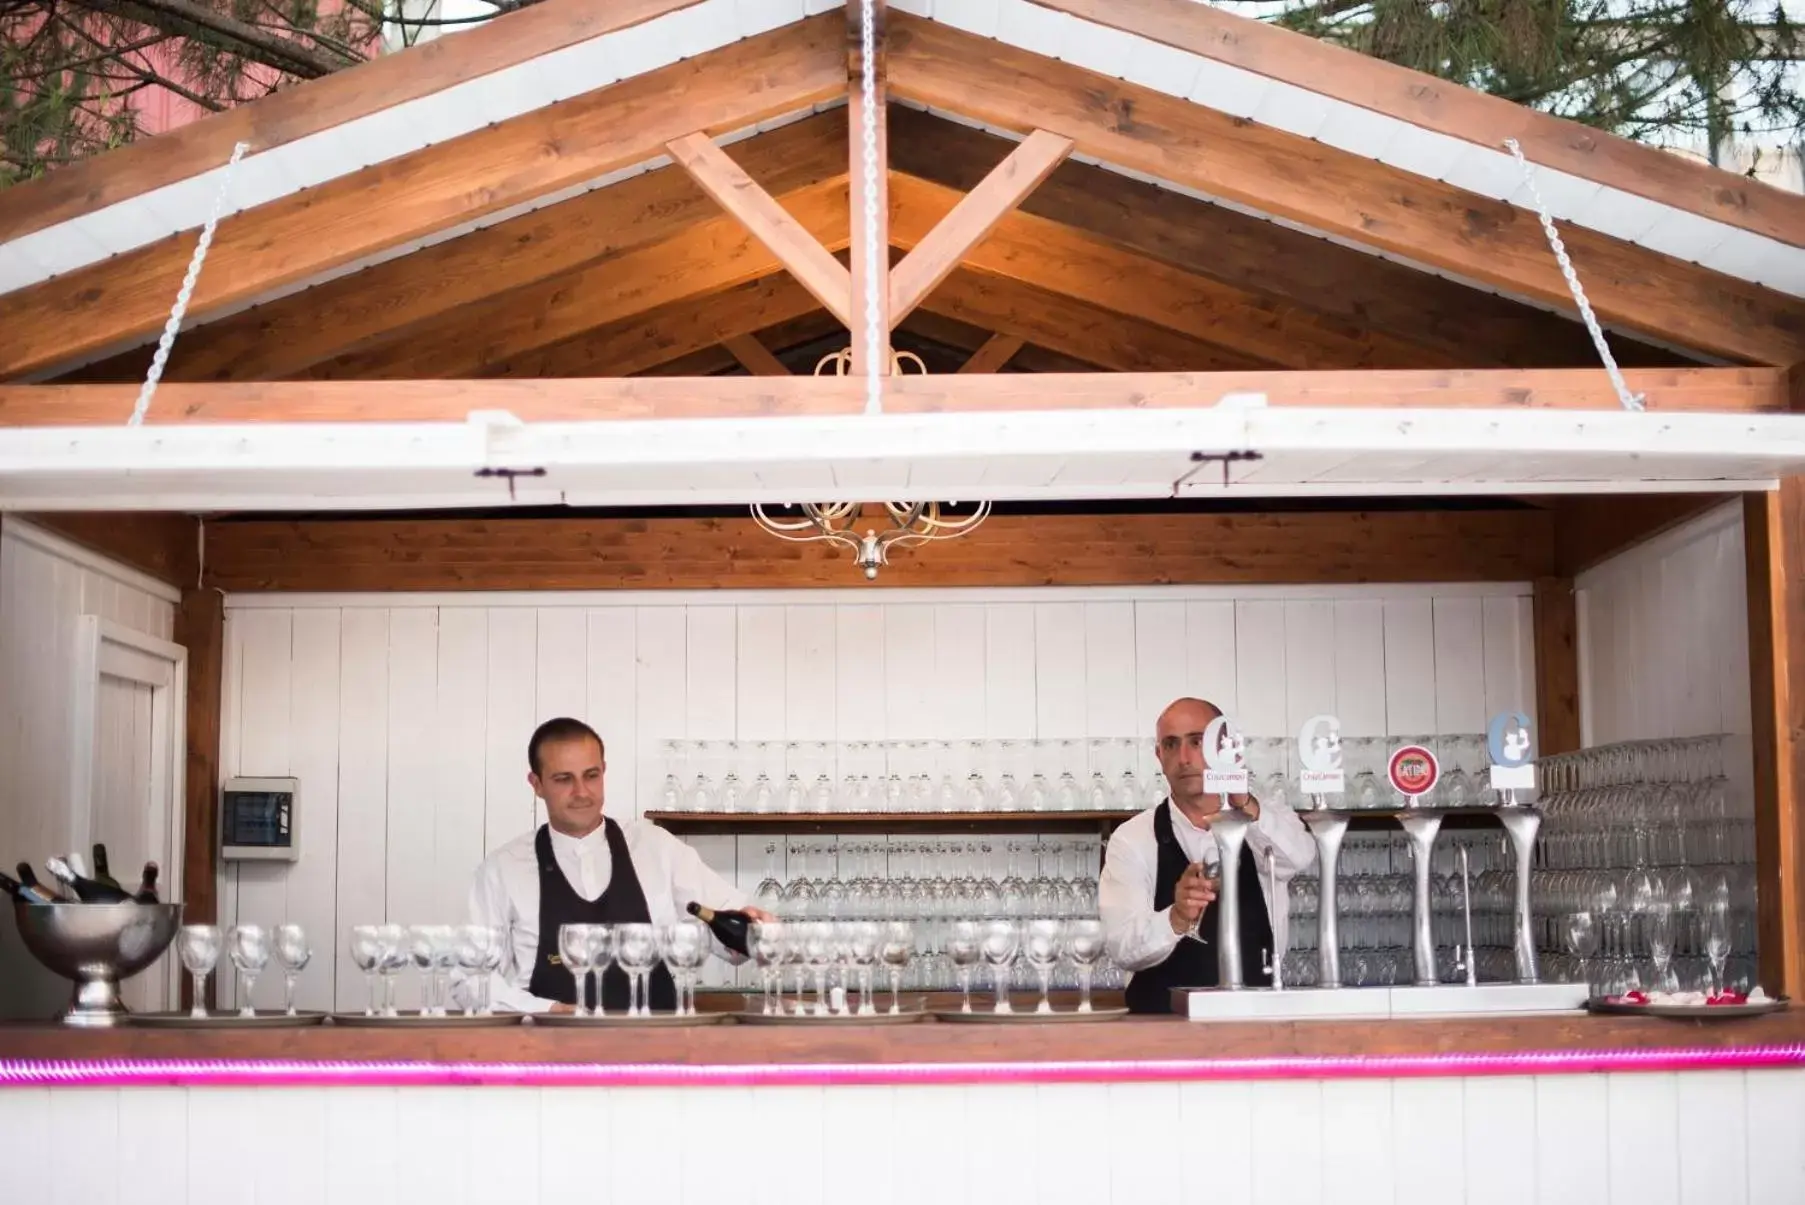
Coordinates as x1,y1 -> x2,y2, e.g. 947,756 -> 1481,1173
645,810 -> 1134,836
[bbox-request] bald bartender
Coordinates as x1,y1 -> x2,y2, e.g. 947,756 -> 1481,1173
469,717 -> 773,1014
1098,697 -> 1317,1013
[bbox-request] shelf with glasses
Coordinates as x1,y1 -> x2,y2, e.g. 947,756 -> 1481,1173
645,809 -> 1135,836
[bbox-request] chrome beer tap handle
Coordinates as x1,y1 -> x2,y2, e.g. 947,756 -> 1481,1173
1210,808 -> 1253,990
1398,813 -> 1445,988
1300,810 -> 1349,990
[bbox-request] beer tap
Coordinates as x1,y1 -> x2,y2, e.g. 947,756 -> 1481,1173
1210,806 -> 1253,990
1455,844 -> 1478,988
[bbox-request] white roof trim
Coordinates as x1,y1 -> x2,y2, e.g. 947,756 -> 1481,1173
0,407 -> 1797,512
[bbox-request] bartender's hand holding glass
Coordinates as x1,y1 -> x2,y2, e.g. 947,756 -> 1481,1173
1169,860 -> 1219,940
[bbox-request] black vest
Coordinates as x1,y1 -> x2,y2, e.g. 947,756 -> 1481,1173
1123,801 -> 1276,1015
525,820 -> 677,1013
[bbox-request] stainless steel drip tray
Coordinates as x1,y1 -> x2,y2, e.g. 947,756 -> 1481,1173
1175,982 -> 1585,1022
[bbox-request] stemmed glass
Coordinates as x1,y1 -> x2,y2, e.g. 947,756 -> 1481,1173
614,923 -> 658,1017
880,921 -> 915,1014
227,924 -> 270,1018
947,920 -> 983,1013
274,924 -> 312,1017
1564,911 -> 1599,994
751,920 -> 787,1015
457,924 -> 502,1016
980,918 -> 1019,1014
178,924 -> 221,1018
409,926 -> 443,1016
376,923 -> 408,1017
801,921 -> 835,1016
559,923 -> 602,1017
847,920 -> 881,1015
349,925 -> 384,1017
1064,919 -> 1106,1013
754,843 -> 785,915
1023,919 -> 1064,1014
658,918 -> 709,1016
1703,899 -> 1732,997
1646,903 -> 1676,993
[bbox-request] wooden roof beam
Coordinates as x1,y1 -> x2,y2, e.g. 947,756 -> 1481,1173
0,367 -> 1785,426
723,334 -> 793,377
886,15 -> 1805,367
0,16 -> 846,381
957,334 -> 1026,374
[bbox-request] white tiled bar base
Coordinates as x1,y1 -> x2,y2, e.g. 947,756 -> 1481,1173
2,1069 -> 1800,1203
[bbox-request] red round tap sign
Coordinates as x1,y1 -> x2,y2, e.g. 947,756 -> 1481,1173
1387,745 -> 1440,798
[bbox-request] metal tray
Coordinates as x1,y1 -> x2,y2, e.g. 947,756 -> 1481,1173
932,1006 -> 1130,1023
130,1010 -> 329,1028
328,1011 -> 524,1027
1586,996 -> 1790,1019
530,1010 -> 732,1027
736,1002 -> 928,1025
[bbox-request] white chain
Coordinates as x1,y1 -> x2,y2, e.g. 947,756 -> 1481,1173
1503,138 -> 1644,412
858,0 -> 882,415
128,140 -> 251,427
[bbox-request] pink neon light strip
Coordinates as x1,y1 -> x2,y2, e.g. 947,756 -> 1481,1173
2,1045 -> 1801,1088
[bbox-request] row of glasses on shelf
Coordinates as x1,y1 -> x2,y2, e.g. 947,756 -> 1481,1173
177,923 -> 313,1017
554,919 -> 708,1016
344,924 -> 508,1016
656,732 -> 1534,816
748,839 -> 1100,921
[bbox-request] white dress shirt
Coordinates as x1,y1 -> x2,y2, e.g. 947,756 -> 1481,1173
468,818 -> 752,1013
1098,798 -> 1317,973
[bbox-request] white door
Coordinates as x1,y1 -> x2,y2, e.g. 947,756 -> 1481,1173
71,615 -> 187,1011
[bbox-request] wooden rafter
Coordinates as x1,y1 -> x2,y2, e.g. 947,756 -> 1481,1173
0,0 -> 702,242
666,132 -> 855,330
846,0 -> 891,374
888,129 -> 1072,326
0,367 -> 1785,426
723,334 -> 792,377
890,172 -> 1449,369
1042,0 -> 1805,250
305,178 -> 849,379
957,334 -> 1026,374
887,107 -> 1686,371
886,15 -> 1805,367
0,16 -> 846,381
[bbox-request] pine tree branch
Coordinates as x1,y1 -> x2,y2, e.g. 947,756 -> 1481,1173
63,0 -> 354,77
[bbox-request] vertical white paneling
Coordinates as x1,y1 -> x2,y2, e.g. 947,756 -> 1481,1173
784,605 -> 835,754
882,606 -> 936,741
470,1088 -> 541,1203
484,609 -> 538,845
1185,600 -> 1238,717
1481,594 -> 1536,723
1084,601 -> 1137,737
1717,519 -> 1753,737
233,608 -> 293,1012
1332,599 -> 1386,736
1746,1068 -> 1805,1200
253,1089 -> 328,1205
1319,1080 -> 1391,1205
933,603 -> 986,740
1250,1080 -> 1323,1204
1034,602 -> 1086,738
1536,1074 -> 1610,1205
1608,1072 -> 1680,1205
637,607 -> 687,818
0,1088 -> 51,1195
334,609 -> 390,1011
1176,1080 -> 1253,1200
834,605 -> 885,741
736,605 -> 788,741
588,609 -> 639,820
1383,598 -> 1437,735
1233,601 -> 1286,734
51,1088 -> 118,1205
686,606 -> 737,755
1676,1071 -> 1748,1205
384,609 -> 440,971
538,1087 -> 610,1202
435,609 -> 488,926
983,604 -> 1036,739
1282,600 -> 1337,733
536,607 -> 589,830
1392,1078 -> 1463,1205
1134,600 -> 1188,732
114,1087 -> 188,1205
286,610 -> 342,1012
324,1088 -> 399,1201
1463,1077 -> 1537,1205
1432,596 -> 1487,737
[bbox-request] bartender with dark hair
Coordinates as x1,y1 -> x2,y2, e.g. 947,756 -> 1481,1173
468,717 -> 773,1013
1098,697 -> 1317,1014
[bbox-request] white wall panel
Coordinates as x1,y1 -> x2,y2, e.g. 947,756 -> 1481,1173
214,583 -> 1536,1007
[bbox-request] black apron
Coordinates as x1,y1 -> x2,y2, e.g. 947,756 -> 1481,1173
1124,801 -> 1276,1015
525,820 -> 677,1013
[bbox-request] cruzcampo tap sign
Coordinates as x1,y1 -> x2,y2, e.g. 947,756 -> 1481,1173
1202,715 -> 1250,797
1387,743 -> 1440,802
1487,711 -> 1536,800
1297,714 -> 1345,797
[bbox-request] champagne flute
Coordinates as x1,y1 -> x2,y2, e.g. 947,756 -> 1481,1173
751,920 -> 787,1015
375,923 -> 408,1017
227,924 -> 270,1018
1703,899 -> 1732,997
1564,911 -> 1598,994
273,923 -> 311,1017
178,924 -> 221,1018
349,925 -> 384,1017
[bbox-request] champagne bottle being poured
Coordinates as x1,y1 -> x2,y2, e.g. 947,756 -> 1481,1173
686,902 -> 752,956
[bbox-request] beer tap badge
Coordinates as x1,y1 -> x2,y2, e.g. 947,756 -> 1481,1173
1202,715 -> 1250,797
1387,742 -> 1440,800
1297,714 -> 1345,796
1487,711 -> 1536,792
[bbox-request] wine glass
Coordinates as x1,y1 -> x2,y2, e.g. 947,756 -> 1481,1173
274,923 -> 312,1017
227,924 -> 270,1018
1023,919 -> 1064,1014
457,924 -> 502,1016
947,920 -> 983,1013
178,924 -> 221,1018
846,920 -> 882,1015
348,925 -> 384,1017
879,921 -> 915,1015
559,923 -> 601,1017
658,918 -> 709,1016
1064,919 -> 1106,1013
409,926 -> 440,1016
1646,903 -> 1676,993
375,923 -> 408,1017
751,920 -> 787,1015
1703,899 -> 1732,997
1564,911 -> 1599,994
614,923 -> 658,1017
979,918 -> 1020,1014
